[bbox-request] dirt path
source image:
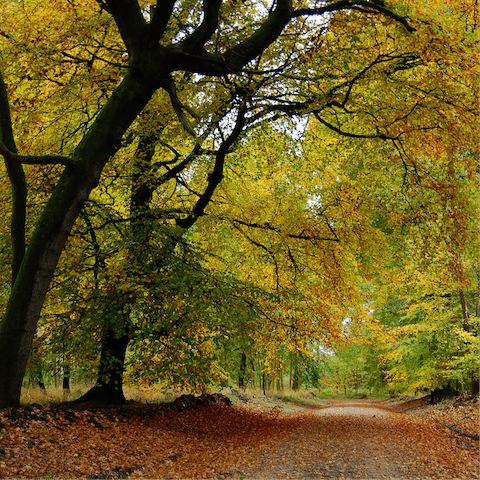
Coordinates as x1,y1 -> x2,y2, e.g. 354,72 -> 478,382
0,397 -> 477,478
234,399 -> 479,479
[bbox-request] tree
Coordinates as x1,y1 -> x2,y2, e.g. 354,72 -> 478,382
0,0 -> 475,407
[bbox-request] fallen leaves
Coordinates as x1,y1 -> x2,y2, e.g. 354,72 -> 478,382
241,399 -> 479,479
410,394 -> 479,440
0,399 -> 298,479
0,396 -> 478,479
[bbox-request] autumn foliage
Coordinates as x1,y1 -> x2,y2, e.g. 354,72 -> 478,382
0,0 -> 478,409
0,395 -> 478,479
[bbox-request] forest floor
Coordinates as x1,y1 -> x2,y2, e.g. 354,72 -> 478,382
0,391 -> 478,479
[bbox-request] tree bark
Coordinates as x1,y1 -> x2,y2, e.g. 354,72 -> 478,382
75,328 -> 130,405
62,364 -> 71,392
62,376 -> 70,392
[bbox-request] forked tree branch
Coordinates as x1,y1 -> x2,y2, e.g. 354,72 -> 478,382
181,0 -> 223,53
176,106 -> 247,228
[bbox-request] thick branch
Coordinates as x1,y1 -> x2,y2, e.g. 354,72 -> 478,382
170,0 -> 293,75
0,72 -> 26,284
225,0 -> 293,72
0,142 -> 74,166
158,0 -> 415,77
181,0 -> 223,53
149,0 -> 177,44
100,0 -> 147,54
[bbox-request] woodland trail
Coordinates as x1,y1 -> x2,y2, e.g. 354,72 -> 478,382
0,396 -> 477,479
234,398 -> 479,479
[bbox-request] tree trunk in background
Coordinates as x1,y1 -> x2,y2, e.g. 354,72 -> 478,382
292,357 -> 301,391
75,327 -> 130,405
74,133 -> 158,406
37,373 -> 46,391
238,352 -> 247,388
63,373 -> 70,392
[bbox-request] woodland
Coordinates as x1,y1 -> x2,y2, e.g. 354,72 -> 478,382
0,0 -> 478,410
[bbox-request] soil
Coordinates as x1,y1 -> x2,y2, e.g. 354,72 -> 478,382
232,396 -> 479,479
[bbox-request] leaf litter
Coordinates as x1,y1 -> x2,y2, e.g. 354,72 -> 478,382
0,394 -> 477,479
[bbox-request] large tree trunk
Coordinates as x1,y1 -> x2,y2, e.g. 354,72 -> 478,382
0,70 -> 157,408
75,133 -> 157,406
76,328 -> 130,405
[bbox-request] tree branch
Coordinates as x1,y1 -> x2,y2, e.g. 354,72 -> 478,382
176,107 -> 247,228
0,142 -> 74,167
0,71 -> 26,284
163,76 -> 196,136
100,0 -> 147,54
293,0 -> 416,33
181,0 -> 223,53
226,217 -> 339,242
225,0 -> 293,72
149,0 -> 177,44
313,112 -> 394,140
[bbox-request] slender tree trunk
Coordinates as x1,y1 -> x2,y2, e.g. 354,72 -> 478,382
292,356 -> 301,391
289,359 -> 293,390
471,373 -> 479,395
0,70 -> 157,408
63,372 -> 70,392
459,290 -> 471,332
238,352 -> 247,388
37,373 -> 46,392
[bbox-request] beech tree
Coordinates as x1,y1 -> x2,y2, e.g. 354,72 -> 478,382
0,0 -> 476,407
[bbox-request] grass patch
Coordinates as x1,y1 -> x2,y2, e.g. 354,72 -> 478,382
123,384 -> 179,404
20,384 -> 193,406
20,384 -> 90,405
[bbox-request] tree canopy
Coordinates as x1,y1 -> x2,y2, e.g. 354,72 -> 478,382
0,0 -> 478,407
